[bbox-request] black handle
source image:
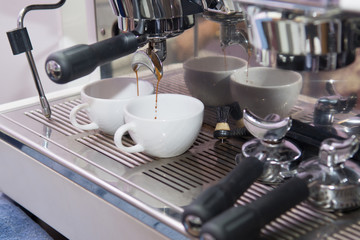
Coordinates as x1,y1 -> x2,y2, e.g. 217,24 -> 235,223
200,177 -> 309,240
45,32 -> 140,84
182,156 -> 264,237
289,120 -> 360,162
287,119 -> 344,147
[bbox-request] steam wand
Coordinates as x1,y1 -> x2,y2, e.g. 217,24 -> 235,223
6,0 -> 66,119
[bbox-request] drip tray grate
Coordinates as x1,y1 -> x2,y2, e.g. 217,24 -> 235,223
77,134 -> 154,168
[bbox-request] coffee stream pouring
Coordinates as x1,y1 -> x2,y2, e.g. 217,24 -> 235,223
182,109 -> 301,237
199,135 -> 360,240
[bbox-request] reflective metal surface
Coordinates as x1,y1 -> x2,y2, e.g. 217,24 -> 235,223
201,0 -> 241,15
117,15 -> 195,39
109,0 -> 198,39
244,6 -> 359,71
241,110 -> 301,183
113,0 -> 183,19
314,81 -> 357,126
203,11 -> 249,49
131,49 -> 163,79
298,136 -> 360,212
201,0 -> 360,71
232,0 -> 340,13
107,0 -> 198,64
243,110 -> 292,142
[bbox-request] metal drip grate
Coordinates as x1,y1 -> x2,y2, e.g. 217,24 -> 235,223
77,133 -> 154,168
141,135 -> 238,193
25,99 -> 88,136
232,182 -> 342,239
331,221 -> 360,239
262,203 -> 339,239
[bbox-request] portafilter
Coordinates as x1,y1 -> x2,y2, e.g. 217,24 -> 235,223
182,109 -> 301,237
199,135 -> 360,240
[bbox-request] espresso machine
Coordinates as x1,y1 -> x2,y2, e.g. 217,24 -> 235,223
2,0 -> 360,239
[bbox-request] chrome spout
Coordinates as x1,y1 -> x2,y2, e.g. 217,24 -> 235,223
131,48 -> 163,80
148,40 -> 167,62
220,21 -> 249,49
202,10 -> 250,51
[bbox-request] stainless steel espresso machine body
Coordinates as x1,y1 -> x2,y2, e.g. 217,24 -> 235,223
204,0 -> 360,71
2,0 -> 360,239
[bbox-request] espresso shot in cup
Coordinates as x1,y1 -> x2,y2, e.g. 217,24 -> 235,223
114,94 -> 204,158
69,77 -> 154,135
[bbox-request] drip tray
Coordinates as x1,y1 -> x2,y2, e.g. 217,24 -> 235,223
2,67 -> 360,239
23,97 -> 241,208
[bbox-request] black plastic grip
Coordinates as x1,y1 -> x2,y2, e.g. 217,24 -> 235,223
285,119 -> 360,161
287,119 -> 345,148
200,177 -> 310,240
7,28 -> 33,55
45,32 -> 139,84
182,156 -> 264,237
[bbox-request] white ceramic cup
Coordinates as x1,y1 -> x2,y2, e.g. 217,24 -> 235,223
114,94 -> 204,158
183,55 -> 247,106
70,77 -> 154,135
230,67 -> 303,118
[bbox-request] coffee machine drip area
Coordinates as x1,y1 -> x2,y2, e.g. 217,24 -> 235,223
3,0 -> 360,239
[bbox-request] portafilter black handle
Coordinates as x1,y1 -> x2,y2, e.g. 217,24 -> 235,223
200,177 -> 309,240
182,156 -> 264,237
45,32 -> 143,84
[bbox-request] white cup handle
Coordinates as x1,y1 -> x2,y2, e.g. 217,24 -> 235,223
114,122 -> 144,153
69,103 -> 99,131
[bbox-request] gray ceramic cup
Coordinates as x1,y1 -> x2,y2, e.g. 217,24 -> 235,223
230,67 -> 303,118
184,55 -> 247,107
